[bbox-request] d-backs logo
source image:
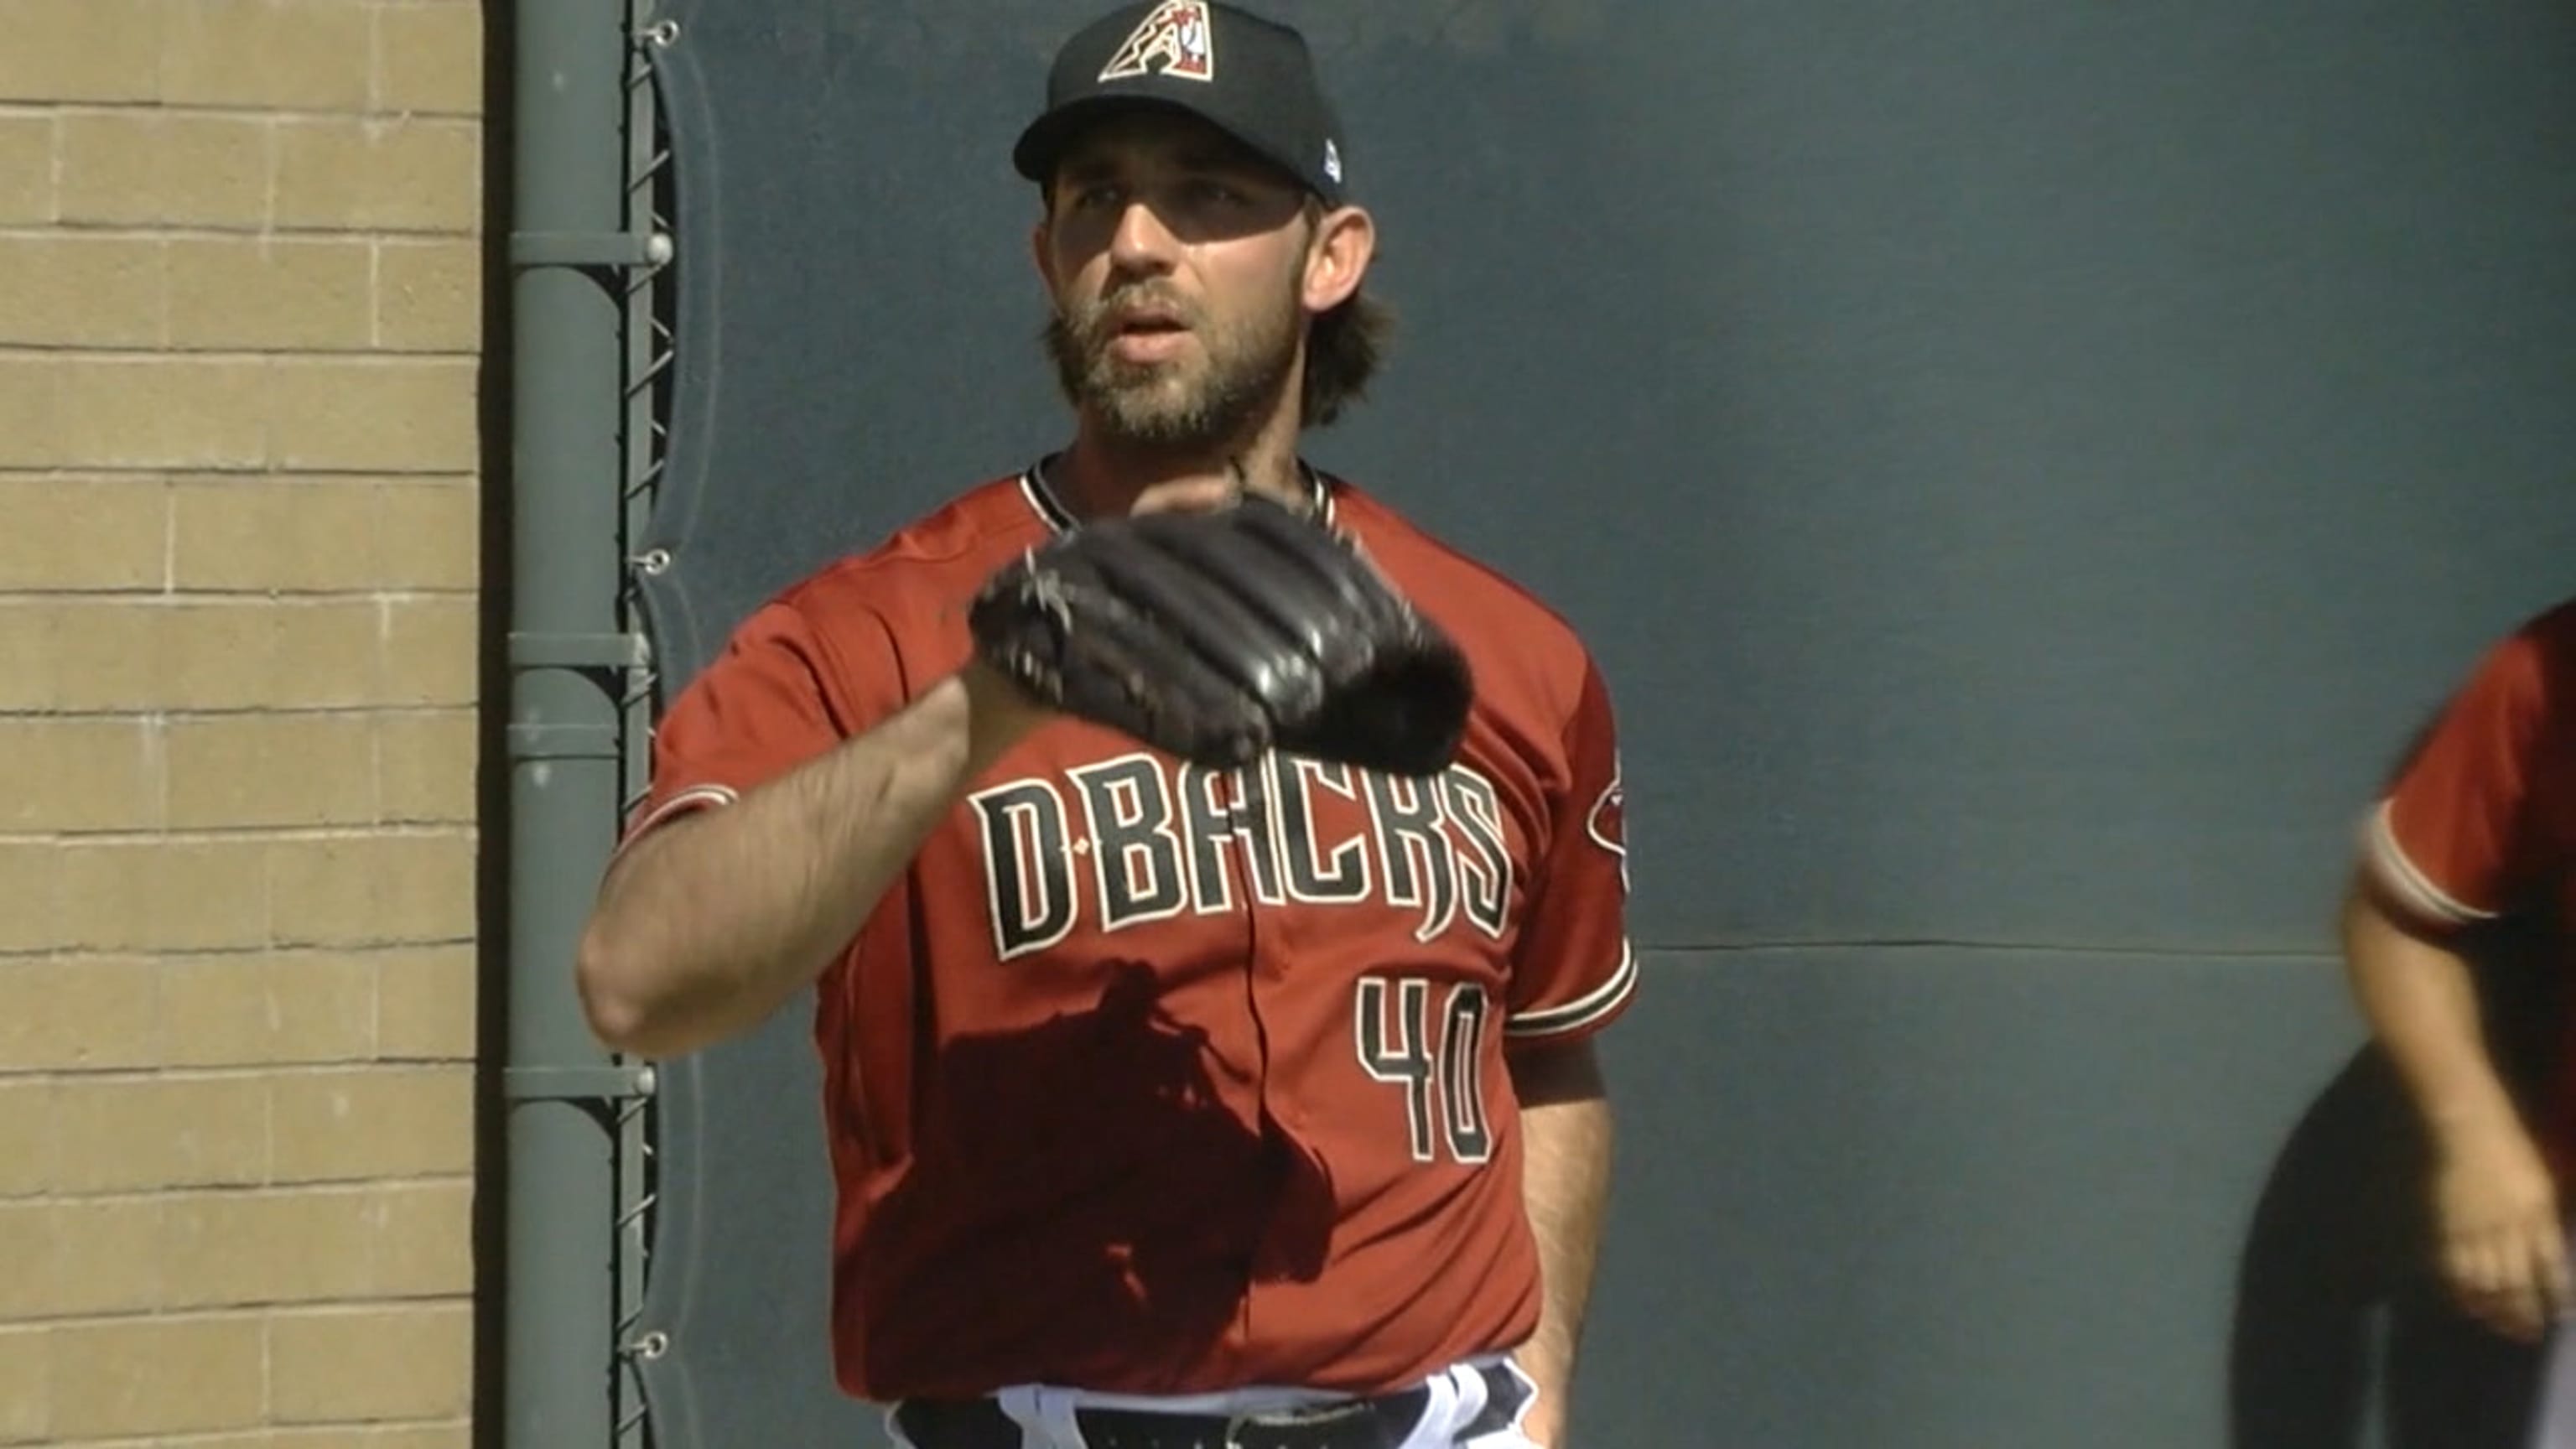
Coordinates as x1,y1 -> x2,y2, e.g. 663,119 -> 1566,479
1098,0 -> 1216,82
969,753 -> 1514,960
1588,753 -> 1628,895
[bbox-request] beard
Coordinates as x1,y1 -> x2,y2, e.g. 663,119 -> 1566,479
1044,279 -> 1301,452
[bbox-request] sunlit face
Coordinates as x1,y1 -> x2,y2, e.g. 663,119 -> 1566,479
1036,111 -> 1318,450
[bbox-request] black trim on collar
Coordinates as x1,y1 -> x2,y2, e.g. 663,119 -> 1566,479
1019,454 -> 1337,532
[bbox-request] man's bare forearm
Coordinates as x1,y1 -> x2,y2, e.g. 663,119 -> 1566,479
2340,875 -> 2525,1152
576,664 -> 1043,1058
1509,1039 -> 1615,1447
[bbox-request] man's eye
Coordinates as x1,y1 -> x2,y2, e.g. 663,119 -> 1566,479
1072,184 -> 1123,210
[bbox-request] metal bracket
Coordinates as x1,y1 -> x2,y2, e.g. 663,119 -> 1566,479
507,721 -> 625,761
511,631 -> 651,670
510,230 -> 667,270
505,1065 -> 658,1103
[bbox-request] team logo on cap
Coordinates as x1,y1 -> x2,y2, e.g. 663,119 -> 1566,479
1099,0 -> 1216,83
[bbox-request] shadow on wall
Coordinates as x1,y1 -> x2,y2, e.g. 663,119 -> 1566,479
2230,915 -> 2564,1448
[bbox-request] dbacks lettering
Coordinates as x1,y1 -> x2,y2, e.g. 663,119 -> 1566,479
967,753 -> 1514,961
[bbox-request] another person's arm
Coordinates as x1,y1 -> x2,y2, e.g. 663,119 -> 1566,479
2340,609 -> 2573,1341
2342,875 -> 2569,1341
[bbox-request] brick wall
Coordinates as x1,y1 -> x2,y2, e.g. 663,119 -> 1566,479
0,1 -> 488,1444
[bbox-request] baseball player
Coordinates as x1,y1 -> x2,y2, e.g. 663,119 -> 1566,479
575,5 -> 1638,1448
2340,596 -> 2576,1441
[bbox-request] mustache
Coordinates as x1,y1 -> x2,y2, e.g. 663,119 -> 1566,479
1062,285 -> 1202,343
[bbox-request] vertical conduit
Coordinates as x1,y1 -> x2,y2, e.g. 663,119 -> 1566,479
502,0 -> 663,1443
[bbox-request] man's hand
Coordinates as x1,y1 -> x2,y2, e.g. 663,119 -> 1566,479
2433,1118 -> 2573,1342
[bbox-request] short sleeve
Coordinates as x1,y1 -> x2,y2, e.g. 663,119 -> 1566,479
1504,656 -> 1639,1045
2366,621 -> 2555,930
619,599 -> 896,849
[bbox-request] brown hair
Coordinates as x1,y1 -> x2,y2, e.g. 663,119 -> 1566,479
1301,288 -> 1392,428
1296,196 -> 1392,428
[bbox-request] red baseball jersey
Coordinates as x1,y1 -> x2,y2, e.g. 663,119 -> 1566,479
621,464 -> 1639,1404
2366,598 -> 2576,1161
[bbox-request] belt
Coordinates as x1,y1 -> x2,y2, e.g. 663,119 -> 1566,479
892,1362 -> 1529,1449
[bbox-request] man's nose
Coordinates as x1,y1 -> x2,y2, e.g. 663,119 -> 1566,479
1109,200 -> 1182,273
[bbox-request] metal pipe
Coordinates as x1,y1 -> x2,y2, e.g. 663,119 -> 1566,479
503,0 -> 636,1442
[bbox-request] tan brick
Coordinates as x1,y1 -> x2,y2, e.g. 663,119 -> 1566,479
267,600 -> 387,706
164,1181 -> 468,1306
172,477 -> 376,592
269,1066 -> 470,1182
61,112 -> 271,228
0,115 -> 55,225
164,1187 -> 371,1306
0,1083 -> 53,1198
274,1429 -> 472,1449
167,713 -> 377,829
163,950 -> 376,1068
153,603 -> 286,712
0,718 -> 158,833
0,0 -> 163,102
0,478 -> 168,593
164,0 -> 373,111
268,833 -> 473,948
37,1197 -> 163,1317
274,117 -> 476,231
55,357 -> 268,470
0,1202 -> 48,1317
377,709 -> 476,823
0,956 -> 158,1072
374,480 -> 480,590
375,946 -> 475,1059
170,237 -> 374,351
49,1315 -> 265,1438
48,602 -> 162,712
49,1076 -> 267,1194
270,358 -> 477,472
275,1423 -> 474,1443
381,596 -> 479,707
61,839 -> 267,953
0,358 -> 60,469
270,1304 -> 470,1422
0,841 -> 65,953
377,1 -> 483,115
0,236 -> 164,348
369,1179 -> 472,1296
140,600 -> 382,711
0,606 -> 44,712
377,239 -> 480,351
0,1326 -> 44,1441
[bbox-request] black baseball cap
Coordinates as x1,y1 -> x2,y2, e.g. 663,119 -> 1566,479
1012,1 -> 1349,206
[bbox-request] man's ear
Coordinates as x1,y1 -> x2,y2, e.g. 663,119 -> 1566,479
1302,204 -> 1375,314
1030,212 -> 1058,294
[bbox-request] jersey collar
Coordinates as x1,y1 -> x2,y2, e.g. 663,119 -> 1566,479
1020,454 -> 1338,532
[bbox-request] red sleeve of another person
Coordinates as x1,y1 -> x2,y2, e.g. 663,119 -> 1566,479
2366,611 -> 2573,932
620,597 -> 898,848
1504,655 -> 1641,1046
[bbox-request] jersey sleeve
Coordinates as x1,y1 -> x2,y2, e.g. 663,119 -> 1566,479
1504,655 -> 1639,1045
2364,620 -> 2558,930
618,598 -> 896,849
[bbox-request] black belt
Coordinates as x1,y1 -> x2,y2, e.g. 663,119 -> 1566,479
893,1362 -> 1529,1449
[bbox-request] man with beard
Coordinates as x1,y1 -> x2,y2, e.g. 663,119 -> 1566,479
574,4 -> 1638,1447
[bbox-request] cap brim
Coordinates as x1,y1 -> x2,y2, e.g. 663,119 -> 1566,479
1013,95 -> 1197,184
1011,94 -> 1330,201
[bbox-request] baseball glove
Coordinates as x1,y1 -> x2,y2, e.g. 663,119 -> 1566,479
968,494 -> 1474,776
